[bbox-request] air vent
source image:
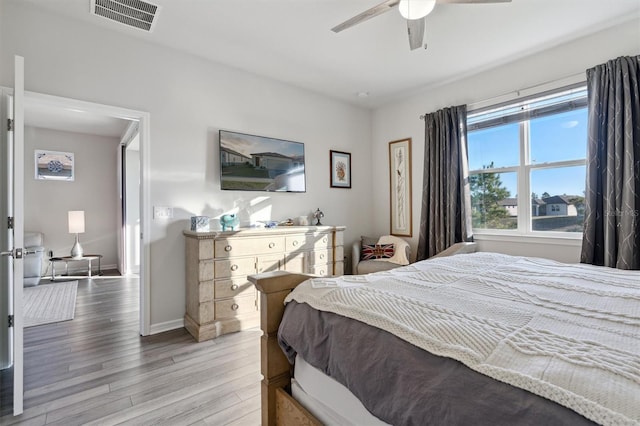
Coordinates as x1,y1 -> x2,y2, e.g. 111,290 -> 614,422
90,0 -> 160,32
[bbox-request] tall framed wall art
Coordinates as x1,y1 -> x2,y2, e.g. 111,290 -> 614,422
389,138 -> 412,236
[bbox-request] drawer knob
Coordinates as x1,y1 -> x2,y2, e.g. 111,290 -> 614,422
322,237 -> 327,243
320,254 -> 325,259
292,241 -> 299,246
231,303 -> 239,311
231,284 -> 239,291
230,264 -> 238,272
224,245 -> 232,252
269,242 -> 275,248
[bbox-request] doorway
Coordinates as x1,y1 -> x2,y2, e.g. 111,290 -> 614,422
21,90 -> 150,335
1,85 -> 151,417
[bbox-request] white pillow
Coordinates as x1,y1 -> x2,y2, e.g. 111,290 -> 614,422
376,235 -> 410,265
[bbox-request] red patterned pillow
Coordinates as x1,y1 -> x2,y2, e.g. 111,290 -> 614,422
361,244 -> 395,260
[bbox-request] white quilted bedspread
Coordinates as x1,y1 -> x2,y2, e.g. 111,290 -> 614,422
285,252 -> 640,426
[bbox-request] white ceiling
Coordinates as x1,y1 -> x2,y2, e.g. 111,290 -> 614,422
18,0 -> 640,135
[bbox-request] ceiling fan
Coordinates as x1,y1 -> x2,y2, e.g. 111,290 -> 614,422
331,0 -> 512,51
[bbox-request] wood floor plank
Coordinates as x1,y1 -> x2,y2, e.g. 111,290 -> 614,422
24,355 -> 175,401
128,373 -> 263,426
0,385 -> 110,425
82,372 -> 261,425
1,273 -> 263,425
225,408 -> 261,426
201,394 -> 261,425
45,396 -> 133,426
128,358 -> 260,406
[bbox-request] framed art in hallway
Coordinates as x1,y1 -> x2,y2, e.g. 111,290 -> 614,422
330,150 -> 351,188
34,150 -> 75,181
389,138 -> 412,236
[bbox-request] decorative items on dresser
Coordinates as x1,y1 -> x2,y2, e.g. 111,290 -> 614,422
183,225 -> 345,342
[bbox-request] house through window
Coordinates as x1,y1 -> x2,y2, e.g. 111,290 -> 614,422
467,84 -> 587,234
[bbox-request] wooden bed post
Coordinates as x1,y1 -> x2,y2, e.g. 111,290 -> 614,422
249,271 -> 312,426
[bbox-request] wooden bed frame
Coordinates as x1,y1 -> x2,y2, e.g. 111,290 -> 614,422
248,271 -> 318,426
248,242 -> 477,425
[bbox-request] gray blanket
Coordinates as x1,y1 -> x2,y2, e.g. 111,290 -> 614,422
279,301 -> 597,426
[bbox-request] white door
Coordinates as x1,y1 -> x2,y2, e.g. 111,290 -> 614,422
1,55 -> 25,416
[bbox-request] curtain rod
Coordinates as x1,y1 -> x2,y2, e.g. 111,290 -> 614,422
419,71 -> 585,120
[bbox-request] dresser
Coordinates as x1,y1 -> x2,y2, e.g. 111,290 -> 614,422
183,225 -> 345,342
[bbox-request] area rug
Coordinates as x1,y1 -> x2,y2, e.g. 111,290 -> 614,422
23,281 -> 78,328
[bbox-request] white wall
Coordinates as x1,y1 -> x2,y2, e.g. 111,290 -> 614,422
371,20 -> 640,263
24,126 -> 120,272
0,1 -> 373,329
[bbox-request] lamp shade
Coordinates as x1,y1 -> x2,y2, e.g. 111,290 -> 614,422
398,0 -> 436,20
68,210 -> 85,234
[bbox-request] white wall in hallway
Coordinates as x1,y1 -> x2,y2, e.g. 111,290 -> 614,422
24,126 -> 120,273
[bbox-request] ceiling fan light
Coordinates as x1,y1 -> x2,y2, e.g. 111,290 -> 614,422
398,0 -> 436,20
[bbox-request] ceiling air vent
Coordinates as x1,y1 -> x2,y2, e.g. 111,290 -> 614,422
90,0 -> 160,32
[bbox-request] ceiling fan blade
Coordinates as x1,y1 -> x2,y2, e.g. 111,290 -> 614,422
436,0 -> 511,3
407,18 -> 425,50
331,0 -> 400,33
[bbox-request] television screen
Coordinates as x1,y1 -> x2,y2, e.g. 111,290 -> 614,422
219,130 -> 306,192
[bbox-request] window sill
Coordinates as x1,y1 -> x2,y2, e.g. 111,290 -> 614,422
473,232 -> 582,247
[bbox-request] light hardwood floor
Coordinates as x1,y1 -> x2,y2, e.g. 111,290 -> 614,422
0,273 -> 261,425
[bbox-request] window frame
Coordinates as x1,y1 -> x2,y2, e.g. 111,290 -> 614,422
467,84 -> 587,239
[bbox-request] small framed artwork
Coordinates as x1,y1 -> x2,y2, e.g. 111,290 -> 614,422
389,138 -> 412,236
35,150 -> 75,181
330,150 -> 351,188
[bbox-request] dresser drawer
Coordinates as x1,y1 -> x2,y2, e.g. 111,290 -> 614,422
286,233 -> 333,252
214,278 -> 254,299
257,254 -> 283,274
309,264 -> 331,277
312,233 -> 332,250
307,250 -> 330,266
214,257 -> 256,279
285,234 -> 311,251
285,252 -> 305,273
214,237 -> 285,258
214,295 -> 257,320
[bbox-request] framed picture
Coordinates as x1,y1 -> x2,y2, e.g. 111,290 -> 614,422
389,138 -> 412,236
35,150 -> 74,181
330,150 -> 351,188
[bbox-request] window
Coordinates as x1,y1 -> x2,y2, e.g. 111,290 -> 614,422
467,85 -> 587,234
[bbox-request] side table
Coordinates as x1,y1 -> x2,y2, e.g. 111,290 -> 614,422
49,254 -> 103,280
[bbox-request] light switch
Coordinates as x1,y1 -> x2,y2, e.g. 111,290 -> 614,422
154,206 -> 173,219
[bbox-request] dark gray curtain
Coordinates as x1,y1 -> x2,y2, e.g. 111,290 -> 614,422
581,55 -> 640,270
417,105 -> 472,261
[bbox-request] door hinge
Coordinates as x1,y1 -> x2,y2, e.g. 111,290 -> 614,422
8,315 -> 13,328
7,217 -> 14,229
7,118 -> 13,132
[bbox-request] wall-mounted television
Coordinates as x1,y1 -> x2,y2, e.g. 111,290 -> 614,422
219,130 -> 306,192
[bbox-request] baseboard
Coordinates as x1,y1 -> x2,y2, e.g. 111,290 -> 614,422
101,263 -> 118,271
149,318 -> 184,335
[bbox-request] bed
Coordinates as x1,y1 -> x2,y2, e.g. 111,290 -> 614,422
249,248 -> 640,426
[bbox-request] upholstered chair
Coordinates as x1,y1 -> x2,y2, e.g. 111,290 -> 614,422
352,235 -> 411,274
24,231 -> 46,287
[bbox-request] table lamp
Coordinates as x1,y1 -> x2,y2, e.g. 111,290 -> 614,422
68,210 -> 85,258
